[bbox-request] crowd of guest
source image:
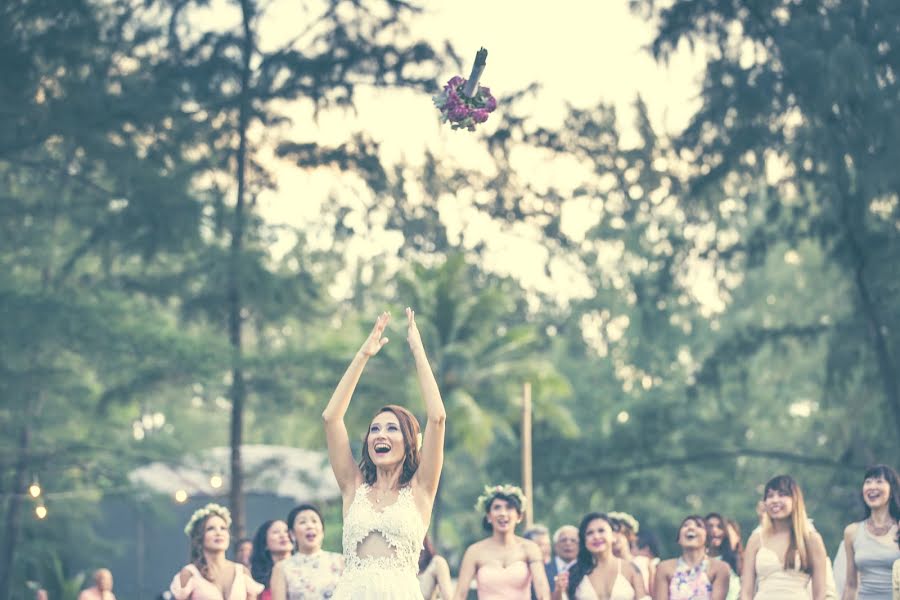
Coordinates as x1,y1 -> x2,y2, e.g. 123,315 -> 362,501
52,462 -> 897,600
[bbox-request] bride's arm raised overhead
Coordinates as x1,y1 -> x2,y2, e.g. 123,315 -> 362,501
406,307 -> 446,500
322,312 -> 391,498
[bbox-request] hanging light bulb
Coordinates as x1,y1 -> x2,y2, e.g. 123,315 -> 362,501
35,503 -> 47,519
174,489 -> 188,503
29,476 -> 41,498
209,474 -> 223,489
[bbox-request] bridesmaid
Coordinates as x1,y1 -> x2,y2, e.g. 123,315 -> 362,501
555,512 -> 647,600
654,515 -> 729,600
453,484 -> 551,600
170,504 -> 264,600
740,475 -> 828,600
250,520 -> 292,600
841,464 -> 900,600
418,535 -> 453,599
270,504 -> 343,600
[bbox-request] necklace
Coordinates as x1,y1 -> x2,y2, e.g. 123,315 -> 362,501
866,517 -> 897,536
371,486 -> 397,504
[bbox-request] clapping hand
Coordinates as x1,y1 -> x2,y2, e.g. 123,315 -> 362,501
554,571 -> 569,596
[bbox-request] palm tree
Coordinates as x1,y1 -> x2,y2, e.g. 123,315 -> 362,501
394,254 -> 572,547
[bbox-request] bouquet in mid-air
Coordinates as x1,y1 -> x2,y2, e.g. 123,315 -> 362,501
433,48 -> 497,131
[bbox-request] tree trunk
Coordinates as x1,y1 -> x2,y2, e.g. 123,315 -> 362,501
227,0 -> 255,540
0,419 -> 32,600
832,149 -> 900,439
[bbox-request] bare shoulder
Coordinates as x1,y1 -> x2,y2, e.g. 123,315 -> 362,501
431,554 -> 450,572
709,558 -> 730,577
843,522 -> 859,539
240,563 -> 252,576
622,560 -> 642,577
519,537 -> 544,560
178,566 -> 195,586
464,539 -> 488,559
656,559 -> 677,576
745,530 -> 761,550
805,529 -> 826,552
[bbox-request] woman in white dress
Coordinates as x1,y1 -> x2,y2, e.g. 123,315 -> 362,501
553,512 -> 647,600
740,475 -> 828,600
322,309 -> 446,599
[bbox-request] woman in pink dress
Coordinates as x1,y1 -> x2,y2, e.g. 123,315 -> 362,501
452,484 -> 551,600
170,503 -> 264,600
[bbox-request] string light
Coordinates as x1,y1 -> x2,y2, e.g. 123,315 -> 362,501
35,503 -> 47,519
28,477 -> 41,498
174,489 -> 188,503
209,475 -> 223,489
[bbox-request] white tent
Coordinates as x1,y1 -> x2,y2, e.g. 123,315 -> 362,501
129,444 -> 340,502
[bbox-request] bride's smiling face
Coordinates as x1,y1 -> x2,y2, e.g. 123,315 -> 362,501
367,412 -> 406,467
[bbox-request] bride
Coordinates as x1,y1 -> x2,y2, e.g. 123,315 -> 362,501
322,308 -> 446,599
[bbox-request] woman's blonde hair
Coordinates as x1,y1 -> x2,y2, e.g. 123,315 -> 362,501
761,475 -> 811,572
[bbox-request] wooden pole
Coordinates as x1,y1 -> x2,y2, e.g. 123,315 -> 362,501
522,382 -> 534,528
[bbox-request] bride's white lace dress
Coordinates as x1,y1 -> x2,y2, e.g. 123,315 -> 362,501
333,482 -> 426,599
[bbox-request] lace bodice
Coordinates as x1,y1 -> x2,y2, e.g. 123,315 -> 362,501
341,482 -> 426,575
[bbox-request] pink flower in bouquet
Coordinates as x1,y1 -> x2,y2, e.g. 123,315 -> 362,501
449,105 -> 469,122
485,95 -> 497,112
471,109 -> 489,123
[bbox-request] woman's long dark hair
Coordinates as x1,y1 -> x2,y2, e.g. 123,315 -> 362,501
567,512 -> 610,599
250,520 -> 279,588
705,512 -> 740,573
860,464 -> 900,548
860,465 -> 900,521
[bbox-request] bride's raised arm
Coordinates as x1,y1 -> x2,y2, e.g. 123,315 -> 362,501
406,307 -> 446,499
322,312 -> 390,496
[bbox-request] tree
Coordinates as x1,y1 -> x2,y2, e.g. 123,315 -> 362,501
635,0 -> 900,454
143,0 -> 449,536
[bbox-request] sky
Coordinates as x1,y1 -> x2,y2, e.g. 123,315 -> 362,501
190,0 -> 709,303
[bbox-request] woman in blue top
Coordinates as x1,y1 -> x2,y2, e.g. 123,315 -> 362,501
842,464 -> 900,600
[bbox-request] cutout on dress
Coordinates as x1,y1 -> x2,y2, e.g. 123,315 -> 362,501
355,531 -> 398,561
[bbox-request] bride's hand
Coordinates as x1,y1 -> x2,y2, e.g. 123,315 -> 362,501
359,312 -> 390,357
406,307 -> 424,355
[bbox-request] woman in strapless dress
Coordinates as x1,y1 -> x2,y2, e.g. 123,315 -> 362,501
553,512 -> 647,600
322,309 -> 447,599
739,475 -> 829,600
169,504 -> 264,600
418,535 -> 452,599
452,484 -> 551,600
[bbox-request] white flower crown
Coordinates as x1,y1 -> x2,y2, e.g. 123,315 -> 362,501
607,511 -> 640,534
184,503 -> 232,537
475,483 -> 527,513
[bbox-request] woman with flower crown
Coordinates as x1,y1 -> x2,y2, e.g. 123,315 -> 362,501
322,308 -> 446,599
170,503 -> 264,600
452,484 -> 551,600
